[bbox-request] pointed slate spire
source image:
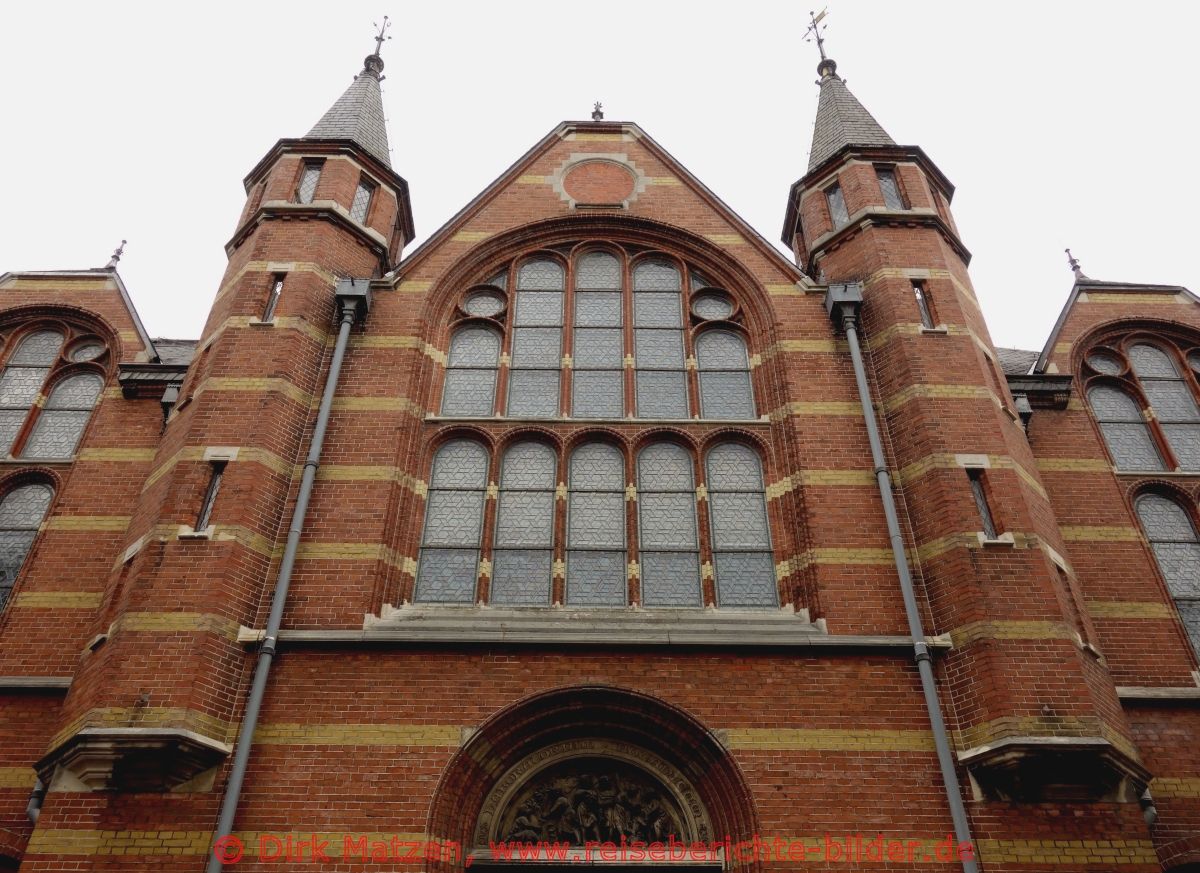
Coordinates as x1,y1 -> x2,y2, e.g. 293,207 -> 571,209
306,28 -> 392,168
807,58 -> 896,172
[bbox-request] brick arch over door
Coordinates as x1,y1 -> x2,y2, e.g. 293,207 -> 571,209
424,685 -> 761,872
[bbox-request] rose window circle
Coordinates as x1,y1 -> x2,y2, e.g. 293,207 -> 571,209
691,292 -> 734,321
463,290 -> 506,318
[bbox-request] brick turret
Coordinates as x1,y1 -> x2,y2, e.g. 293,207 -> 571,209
34,46 -> 414,801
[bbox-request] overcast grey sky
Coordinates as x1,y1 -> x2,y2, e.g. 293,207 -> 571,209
0,1 -> 1196,353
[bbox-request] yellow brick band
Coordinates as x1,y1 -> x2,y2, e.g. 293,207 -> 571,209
211,261 -> 338,305
0,766 -> 36,788
26,830 -> 432,858
1037,457 -> 1112,473
726,727 -> 935,752
976,838 -> 1157,865
758,338 -> 843,361
704,233 -> 745,246
11,591 -> 102,609
396,279 -> 432,294
1,277 -> 113,292
768,400 -> 862,421
196,376 -> 312,406
776,548 -> 895,580
892,453 -> 1046,500
77,447 -> 158,462
200,315 -> 328,351
1083,292 -> 1184,305
862,266 -> 982,311
1150,776 -> 1200,798
880,383 -> 994,415
452,230 -> 492,242
45,515 -> 131,532
1086,600 -> 1175,619
914,532 -> 1037,563
253,723 -> 462,746
765,283 -> 804,296
766,469 -> 877,500
330,395 -> 423,415
647,176 -> 683,186
516,174 -> 546,184
948,620 -> 1075,648
110,612 -> 242,641
50,707 -> 232,751
953,715 -> 1133,758
1060,525 -> 1142,543
572,133 -> 624,141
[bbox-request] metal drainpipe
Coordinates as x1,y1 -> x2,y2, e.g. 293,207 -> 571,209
206,280 -> 371,872
825,283 -> 979,873
25,777 -> 45,823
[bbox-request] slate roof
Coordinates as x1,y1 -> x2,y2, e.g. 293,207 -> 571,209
151,338 -> 197,366
809,61 -> 896,172
996,347 -> 1039,376
306,56 -> 391,168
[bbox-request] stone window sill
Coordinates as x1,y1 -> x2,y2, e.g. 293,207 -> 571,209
920,324 -> 949,335
177,525 -> 215,540
977,531 -> 1015,547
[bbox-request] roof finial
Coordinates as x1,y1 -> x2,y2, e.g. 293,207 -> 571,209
591,101 -> 604,121
805,8 -> 838,79
106,239 -> 127,270
1065,247 -> 1088,280
360,16 -> 390,79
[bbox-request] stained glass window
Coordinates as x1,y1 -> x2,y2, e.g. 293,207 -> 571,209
633,261 -> 688,419
0,330 -> 63,453
696,331 -> 754,419
1136,493 -> 1200,658
508,260 -> 564,418
0,482 -> 53,610
491,441 -> 556,605
22,372 -> 101,459
1089,384 -> 1164,471
692,292 -> 733,321
706,444 -> 776,607
414,440 -> 489,603
1087,353 -> 1123,376
637,443 -> 700,606
566,442 -> 626,606
1129,344 -> 1200,470
463,290 -> 505,318
442,326 -> 500,416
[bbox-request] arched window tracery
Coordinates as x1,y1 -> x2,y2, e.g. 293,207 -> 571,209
0,480 -> 54,610
1135,492 -> 1200,658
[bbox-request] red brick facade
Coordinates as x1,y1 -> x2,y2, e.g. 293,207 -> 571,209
0,51 -> 1197,873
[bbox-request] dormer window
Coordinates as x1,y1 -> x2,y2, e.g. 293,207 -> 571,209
825,183 -> 849,229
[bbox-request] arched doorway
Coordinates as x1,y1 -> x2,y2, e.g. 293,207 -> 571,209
425,685 -> 759,871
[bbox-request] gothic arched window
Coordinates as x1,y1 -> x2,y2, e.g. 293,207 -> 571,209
706,443 -> 776,606
507,259 -> 564,418
572,252 -> 624,418
1088,384 -> 1164,471
0,325 -> 108,459
637,442 -> 701,606
414,440 -> 489,603
696,331 -> 754,419
1129,343 -> 1200,470
566,442 -> 626,606
442,326 -> 500,416
633,260 -> 688,419
0,481 -> 54,610
1135,493 -> 1200,657
1085,338 -> 1200,472
490,441 -> 556,605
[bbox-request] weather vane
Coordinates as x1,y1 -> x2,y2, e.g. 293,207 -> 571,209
804,9 -> 829,62
372,15 -> 392,56
592,101 -> 604,121
106,239 -> 127,269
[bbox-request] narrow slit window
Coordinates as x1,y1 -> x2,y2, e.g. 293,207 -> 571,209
262,274 -> 284,322
913,282 -> 935,329
195,461 -> 226,531
825,184 -> 849,229
877,167 -> 905,210
350,177 -> 376,223
295,162 -> 322,204
967,469 -> 998,540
